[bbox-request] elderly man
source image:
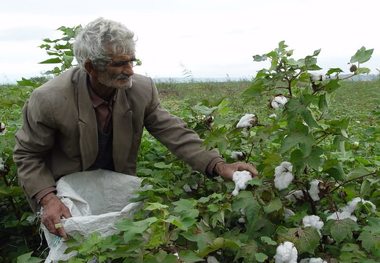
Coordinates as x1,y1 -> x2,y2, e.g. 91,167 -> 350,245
14,17 -> 257,238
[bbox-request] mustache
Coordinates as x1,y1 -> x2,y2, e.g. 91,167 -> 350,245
116,74 -> 131,80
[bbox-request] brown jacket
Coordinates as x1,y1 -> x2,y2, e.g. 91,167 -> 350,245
14,67 -> 221,210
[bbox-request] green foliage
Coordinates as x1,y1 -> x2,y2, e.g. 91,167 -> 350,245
1,32 -> 379,262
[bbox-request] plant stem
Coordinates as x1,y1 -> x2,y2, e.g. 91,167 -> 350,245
330,172 -> 378,194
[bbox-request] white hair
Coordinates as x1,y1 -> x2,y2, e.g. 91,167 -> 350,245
73,17 -> 136,69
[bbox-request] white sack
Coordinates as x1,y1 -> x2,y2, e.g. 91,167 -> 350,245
43,169 -> 143,262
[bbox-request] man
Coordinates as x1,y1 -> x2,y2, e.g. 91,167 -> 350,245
14,18 -> 258,239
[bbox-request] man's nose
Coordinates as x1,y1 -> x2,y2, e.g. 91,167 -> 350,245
122,64 -> 134,76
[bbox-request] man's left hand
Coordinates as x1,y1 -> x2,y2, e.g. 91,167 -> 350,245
214,161 -> 258,180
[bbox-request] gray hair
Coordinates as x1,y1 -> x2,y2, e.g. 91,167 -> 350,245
73,17 -> 136,70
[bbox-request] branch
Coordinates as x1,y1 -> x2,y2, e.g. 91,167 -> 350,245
330,171 -> 378,194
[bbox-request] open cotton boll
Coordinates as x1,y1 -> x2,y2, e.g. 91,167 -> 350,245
236,113 -> 257,128
344,197 -> 377,214
182,184 -> 192,193
308,180 -> 321,201
285,190 -> 305,202
302,215 -> 324,231
271,95 -> 288,109
0,122 -> 6,135
232,171 -> 252,196
300,258 -> 327,263
327,210 -> 357,222
230,151 -> 245,160
274,172 -> 294,190
284,208 -> 295,219
274,241 -> 298,263
207,256 -> 220,263
0,157 -> 5,172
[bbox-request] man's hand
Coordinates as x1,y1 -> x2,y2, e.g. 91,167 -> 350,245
40,193 -> 72,239
215,161 -> 258,180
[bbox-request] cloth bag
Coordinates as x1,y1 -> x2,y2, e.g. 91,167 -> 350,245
42,169 -> 142,262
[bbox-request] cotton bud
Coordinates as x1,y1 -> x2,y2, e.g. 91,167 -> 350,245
230,151 -> 246,161
0,122 -> 6,135
349,64 -> 358,73
274,162 -> 294,190
236,114 -> 258,128
232,171 -> 252,196
274,241 -> 298,263
271,95 -> 288,109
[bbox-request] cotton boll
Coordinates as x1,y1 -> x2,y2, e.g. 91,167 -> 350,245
302,215 -> 324,231
238,217 -> 246,223
271,95 -> 288,109
236,114 -> 257,128
285,190 -> 305,202
300,258 -> 327,263
274,241 -> 298,263
308,180 -> 321,201
327,211 -> 357,222
0,158 -> 5,172
182,184 -> 192,193
207,256 -> 220,263
232,171 -> 252,196
274,172 -> 294,190
230,151 -> 245,161
344,197 -> 376,214
0,122 -> 6,135
284,208 -> 295,219
269,113 -> 277,119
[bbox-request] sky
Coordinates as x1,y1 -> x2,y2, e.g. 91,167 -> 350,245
0,0 -> 379,83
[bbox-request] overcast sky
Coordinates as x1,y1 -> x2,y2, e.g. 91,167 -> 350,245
0,0 -> 379,83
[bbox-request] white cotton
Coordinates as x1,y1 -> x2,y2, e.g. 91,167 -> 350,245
236,113 -> 257,128
231,151 -> 244,160
232,171 -> 252,196
327,211 -> 357,222
274,162 -> 294,190
344,197 -> 376,214
269,113 -> 277,119
182,184 -> 192,193
274,241 -> 298,263
284,208 -> 295,219
274,172 -> 294,190
302,215 -> 324,231
285,190 -> 305,202
271,95 -> 288,109
308,180 -> 321,201
207,256 -> 220,263
300,258 -> 327,263
238,217 -> 246,223
0,122 -> 6,135
173,252 -> 179,259
0,158 -> 5,172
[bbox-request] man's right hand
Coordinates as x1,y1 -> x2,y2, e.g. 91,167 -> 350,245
40,193 -> 72,239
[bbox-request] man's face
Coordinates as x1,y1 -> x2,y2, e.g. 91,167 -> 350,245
96,54 -> 136,90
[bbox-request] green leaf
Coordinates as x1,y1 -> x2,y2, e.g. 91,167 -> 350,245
255,252 -> 268,262
145,202 -> 168,211
263,198 -> 282,214
17,252 -> 43,263
260,236 -> 277,246
324,79 -> 341,93
350,46 -> 374,64
179,250 -> 204,263
329,219 -> 358,244
117,217 -> 158,242
39,57 -> 62,64
295,227 -> 321,254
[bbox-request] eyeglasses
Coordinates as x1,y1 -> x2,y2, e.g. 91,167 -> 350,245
94,58 -> 141,68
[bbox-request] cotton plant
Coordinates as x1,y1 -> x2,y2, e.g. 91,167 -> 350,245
231,170 -> 252,196
274,241 -> 298,263
274,161 -> 294,190
236,113 -> 258,128
308,180 -> 321,201
327,197 -> 376,222
270,95 -> 288,109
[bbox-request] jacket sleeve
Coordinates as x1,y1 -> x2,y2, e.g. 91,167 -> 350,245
13,89 -> 57,202
143,79 -> 223,175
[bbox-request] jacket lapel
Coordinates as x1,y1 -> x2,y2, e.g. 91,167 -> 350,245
74,69 -> 98,170
112,89 -> 133,171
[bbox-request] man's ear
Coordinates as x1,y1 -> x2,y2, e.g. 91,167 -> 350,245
84,60 -> 97,77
